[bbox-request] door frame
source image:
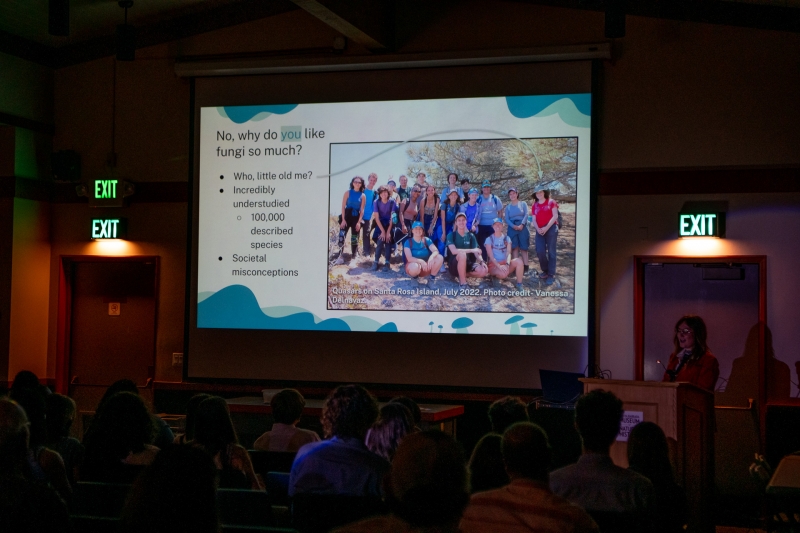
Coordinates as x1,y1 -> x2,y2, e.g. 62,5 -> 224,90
633,255 -> 768,447
55,255 -> 160,395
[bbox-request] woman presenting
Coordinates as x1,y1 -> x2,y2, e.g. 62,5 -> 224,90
662,315 -> 719,391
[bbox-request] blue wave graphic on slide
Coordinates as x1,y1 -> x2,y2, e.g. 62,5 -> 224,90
506,95 -> 591,128
197,285 -> 398,332
218,105 -> 298,124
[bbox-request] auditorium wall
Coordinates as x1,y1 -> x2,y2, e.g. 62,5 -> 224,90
2,1 -> 798,385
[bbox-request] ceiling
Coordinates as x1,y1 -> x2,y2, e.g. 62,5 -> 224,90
1,0 -> 798,68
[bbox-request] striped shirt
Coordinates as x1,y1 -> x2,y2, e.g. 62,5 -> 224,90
460,479 -> 598,533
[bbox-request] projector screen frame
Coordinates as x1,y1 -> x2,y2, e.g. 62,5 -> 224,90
182,58 -> 602,392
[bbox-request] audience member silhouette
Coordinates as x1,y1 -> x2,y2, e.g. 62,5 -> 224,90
467,433 -> 508,494
487,396 -> 529,434
253,388 -> 320,452
9,386 -> 71,502
192,396 -> 262,489
390,396 -> 423,432
44,393 -> 84,488
366,402 -> 413,462
93,379 -> 174,450
627,422 -> 687,533
550,390 -> 655,518
174,393 -> 211,445
461,422 -> 597,532
290,384 -> 388,497
119,444 -> 219,533
0,398 -> 69,533
336,430 -> 470,533
81,391 -> 158,483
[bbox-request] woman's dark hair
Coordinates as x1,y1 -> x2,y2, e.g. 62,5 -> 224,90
45,393 -> 77,442
445,189 -> 461,207
366,403 -> 412,462
672,315 -> 709,358
321,384 -> 378,439
10,370 -> 40,393
349,176 -> 365,191
98,379 -> 138,408
192,396 -> 239,457
390,396 -> 422,427
447,173 -> 459,183
423,186 -> 439,204
84,392 -> 154,461
574,389 -> 623,452
627,421 -> 675,485
468,433 -> 508,493
271,389 -> 306,425
120,445 -> 219,533
532,189 -> 550,201
377,185 -> 390,198
183,393 -> 212,442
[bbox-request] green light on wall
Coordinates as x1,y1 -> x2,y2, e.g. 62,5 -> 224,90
94,179 -> 118,199
91,218 -> 127,239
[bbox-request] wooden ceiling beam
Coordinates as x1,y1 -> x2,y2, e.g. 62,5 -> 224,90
290,0 -> 395,51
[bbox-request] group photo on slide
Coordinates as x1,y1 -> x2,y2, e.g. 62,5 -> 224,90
326,138 -> 579,314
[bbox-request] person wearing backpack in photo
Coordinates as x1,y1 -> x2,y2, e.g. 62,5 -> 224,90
446,213 -> 488,288
442,172 -> 465,203
504,187 -> 531,277
531,185 -> 559,286
334,177 -> 367,267
476,181 -> 504,261
460,188 -> 481,235
439,189 -> 462,272
371,185 -> 397,272
404,222 -> 443,287
484,218 -> 525,291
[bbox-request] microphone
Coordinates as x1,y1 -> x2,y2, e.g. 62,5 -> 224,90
670,349 -> 693,381
657,359 -> 677,382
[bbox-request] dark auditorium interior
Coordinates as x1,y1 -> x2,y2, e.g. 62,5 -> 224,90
1,1 -> 800,532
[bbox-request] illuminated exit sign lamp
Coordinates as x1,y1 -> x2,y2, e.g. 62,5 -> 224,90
679,212 -> 726,238
76,179 -> 135,207
91,218 -> 127,239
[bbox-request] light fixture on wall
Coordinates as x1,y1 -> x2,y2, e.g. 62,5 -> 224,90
48,0 -> 69,36
116,1 -> 136,61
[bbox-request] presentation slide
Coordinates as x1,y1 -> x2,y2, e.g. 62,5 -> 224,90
197,94 -> 591,336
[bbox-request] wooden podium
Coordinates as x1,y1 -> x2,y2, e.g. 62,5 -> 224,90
580,379 -> 715,533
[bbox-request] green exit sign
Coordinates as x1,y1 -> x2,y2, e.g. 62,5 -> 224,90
91,218 -> 127,239
85,179 -> 133,207
95,179 -> 118,199
679,213 -> 726,237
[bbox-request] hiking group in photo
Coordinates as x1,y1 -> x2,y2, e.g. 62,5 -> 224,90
329,171 -> 562,296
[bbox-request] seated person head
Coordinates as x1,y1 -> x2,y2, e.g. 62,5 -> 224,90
627,421 -> 674,484
468,433 -> 508,493
574,389 -> 623,453
45,393 -> 77,442
487,396 -> 529,434
390,430 -> 469,528
10,370 -> 40,393
120,444 -> 218,533
271,389 -> 306,425
366,403 -> 413,462
389,396 -> 422,428
321,384 -> 379,440
502,422 -> 552,483
193,396 -> 239,455
0,398 -> 30,475
87,392 -> 154,459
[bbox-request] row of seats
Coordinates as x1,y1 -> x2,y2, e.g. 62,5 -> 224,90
71,480 -> 387,533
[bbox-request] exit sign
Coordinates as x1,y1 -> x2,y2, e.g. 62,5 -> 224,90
91,218 -> 127,239
679,213 -> 726,237
87,179 -> 133,207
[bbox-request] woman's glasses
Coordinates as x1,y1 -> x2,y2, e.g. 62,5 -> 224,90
676,328 -> 692,335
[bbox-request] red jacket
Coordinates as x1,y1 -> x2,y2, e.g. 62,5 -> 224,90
662,351 -> 719,391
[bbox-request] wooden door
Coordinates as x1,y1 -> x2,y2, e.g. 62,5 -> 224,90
66,259 -> 158,414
